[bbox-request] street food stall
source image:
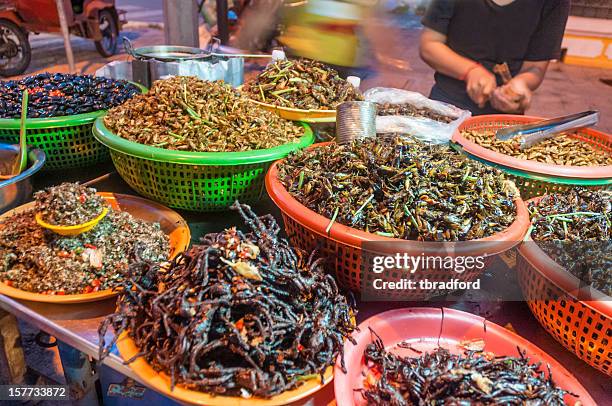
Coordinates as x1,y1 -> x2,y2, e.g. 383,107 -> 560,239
0,54 -> 610,406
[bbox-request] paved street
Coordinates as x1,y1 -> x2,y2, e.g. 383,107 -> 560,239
117,0 -> 163,22
27,0 -> 163,56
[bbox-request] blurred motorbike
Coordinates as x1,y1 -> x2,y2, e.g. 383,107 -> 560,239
0,0 -> 123,76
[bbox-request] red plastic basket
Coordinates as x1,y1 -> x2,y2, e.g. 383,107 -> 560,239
453,115 -> 612,198
517,197 -> 612,376
266,148 -> 530,295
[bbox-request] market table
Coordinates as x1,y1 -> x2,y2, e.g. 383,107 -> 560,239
0,167 -> 609,405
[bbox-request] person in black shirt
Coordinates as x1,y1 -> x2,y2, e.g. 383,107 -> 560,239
419,0 -> 570,115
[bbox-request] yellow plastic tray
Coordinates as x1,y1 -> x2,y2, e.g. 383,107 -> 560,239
0,192 -> 190,304
250,99 -> 337,123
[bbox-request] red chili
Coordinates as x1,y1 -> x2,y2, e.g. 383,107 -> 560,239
83,285 -> 94,294
55,291 -> 66,295
84,244 -> 97,249
57,251 -> 71,258
5,280 -> 13,287
297,344 -> 304,352
79,194 -> 87,203
91,278 -> 101,287
28,87 -> 45,94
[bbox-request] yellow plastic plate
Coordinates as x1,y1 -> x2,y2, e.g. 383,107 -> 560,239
115,331 -> 334,406
250,99 -> 337,123
35,207 -> 109,236
0,192 -> 190,304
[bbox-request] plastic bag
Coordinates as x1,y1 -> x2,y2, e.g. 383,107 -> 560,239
364,87 -> 471,144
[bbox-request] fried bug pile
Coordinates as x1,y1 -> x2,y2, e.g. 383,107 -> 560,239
104,77 -> 304,152
0,209 -> 169,295
99,202 -> 356,398
35,183 -> 106,226
528,188 -> 611,296
377,102 -> 454,123
0,73 -> 139,118
462,129 -> 611,167
242,58 -> 363,110
278,136 -> 516,241
362,332 -> 572,405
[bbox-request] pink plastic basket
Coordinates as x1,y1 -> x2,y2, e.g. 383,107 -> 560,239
453,115 -> 612,179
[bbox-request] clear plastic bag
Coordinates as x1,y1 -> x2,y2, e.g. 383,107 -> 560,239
364,87 -> 471,144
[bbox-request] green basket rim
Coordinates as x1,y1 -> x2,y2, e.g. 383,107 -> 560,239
0,82 -> 147,129
450,142 -> 612,186
93,117 -> 314,166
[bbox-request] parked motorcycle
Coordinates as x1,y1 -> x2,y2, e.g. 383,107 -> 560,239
0,0 -> 123,77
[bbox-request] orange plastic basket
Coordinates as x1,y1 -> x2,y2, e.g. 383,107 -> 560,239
517,197 -> 612,376
453,115 -> 612,199
265,146 -> 530,295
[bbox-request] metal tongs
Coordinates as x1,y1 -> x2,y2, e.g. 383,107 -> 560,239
495,110 -> 599,150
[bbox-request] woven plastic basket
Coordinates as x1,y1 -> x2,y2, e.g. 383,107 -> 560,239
452,115 -> 612,199
265,148 -> 530,295
93,118 -> 314,211
0,83 -> 147,171
517,197 -> 611,376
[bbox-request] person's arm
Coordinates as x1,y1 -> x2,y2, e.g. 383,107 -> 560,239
419,28 -> 497,108
490,61 -> 549,113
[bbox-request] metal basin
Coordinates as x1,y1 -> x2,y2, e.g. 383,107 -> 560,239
0,144 -> 46,214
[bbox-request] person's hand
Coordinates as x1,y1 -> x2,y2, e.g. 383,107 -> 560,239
465,65 -> 497,108
491,78 -> 533,113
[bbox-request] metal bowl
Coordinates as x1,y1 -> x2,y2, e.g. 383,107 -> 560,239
0,144 -> 46,214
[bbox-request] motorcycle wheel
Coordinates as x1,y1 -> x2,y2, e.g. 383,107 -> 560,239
95,9 -> 118,57
0,19 -> 31,77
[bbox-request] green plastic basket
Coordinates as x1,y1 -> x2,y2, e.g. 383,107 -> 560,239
450,142 -> 612,199
0,83 -> 147,171
93,118 -> 315,211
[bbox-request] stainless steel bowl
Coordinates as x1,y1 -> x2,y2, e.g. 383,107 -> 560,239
0,144 -> 46,214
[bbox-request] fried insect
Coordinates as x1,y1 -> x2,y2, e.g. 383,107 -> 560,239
0,73 -> 139,118
242,58 -> 363,110
99,202 -> 356,398
376,102 -> 454,123
362,331 -> 573,405
462,129 -> 611,167
278,135 -> 516,241
104,77 -> 304,152
529,188 -> 611,296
